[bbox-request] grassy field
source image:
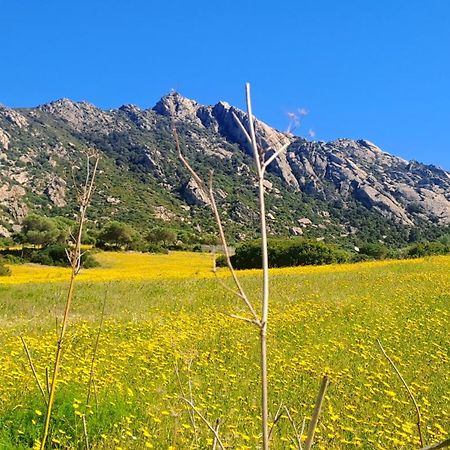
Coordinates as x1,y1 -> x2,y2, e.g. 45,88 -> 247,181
0,252 -> 449,449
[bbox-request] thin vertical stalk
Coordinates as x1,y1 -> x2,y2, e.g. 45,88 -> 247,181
245,82 -> 270,450
304,376 -> 329,450
377,339 -> 424,447
40,156 -> 98,450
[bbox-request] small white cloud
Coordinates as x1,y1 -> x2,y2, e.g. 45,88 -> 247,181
286,107 -> 309,133
308,129 -> 316,138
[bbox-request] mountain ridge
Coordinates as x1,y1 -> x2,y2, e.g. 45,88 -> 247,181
0,93 -> 449,244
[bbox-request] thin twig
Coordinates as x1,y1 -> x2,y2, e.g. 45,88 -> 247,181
377,339 -> 424,447
212,418 -> 221,450
421,439 -> 450,450
284,405 -> 303,450
268,402 -> 284,441
45,367 -> 50,395
40,155 -> 99,450
82,414 -> 90,450
231,111 -> 252,146
186,359 -> 198,443
175,127 -> 260,326
262,142 -> 290,173
228,313 -> 259,325
85,294 -> 107,410
174,356 -> 198,443
181,398 -> 226,450
304,376 -> 329,450
20,336 -> 47,405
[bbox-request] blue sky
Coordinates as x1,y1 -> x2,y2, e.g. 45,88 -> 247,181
1,0 -> 450,168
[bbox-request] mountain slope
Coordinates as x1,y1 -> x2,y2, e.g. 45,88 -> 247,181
0,93 -> 449,244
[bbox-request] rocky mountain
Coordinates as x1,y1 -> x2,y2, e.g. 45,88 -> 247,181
0,92 -> 449,244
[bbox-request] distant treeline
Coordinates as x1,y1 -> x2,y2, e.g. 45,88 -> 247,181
217,238 -> 450,270
1,213 -> 450,274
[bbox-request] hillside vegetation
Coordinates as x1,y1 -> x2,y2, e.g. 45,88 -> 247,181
0,252 -> 449,449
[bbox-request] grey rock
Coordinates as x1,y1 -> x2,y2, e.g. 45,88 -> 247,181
44,177 -> 67,207
289,226 -> 303,236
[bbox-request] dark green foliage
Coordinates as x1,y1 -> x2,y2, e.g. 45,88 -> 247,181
215,254 -> 227,267
405,241 -> 450,258
20,214 -> 64,247
231,238 -> 350,269
358,243 -> 389,260
146,227 -> 177,247
97,221 -> 137,249
0,256 -> 11,276
1,245 -> 98,268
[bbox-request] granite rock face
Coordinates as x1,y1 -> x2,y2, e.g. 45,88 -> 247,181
0,92 -> 449,237
153,93 -> 450,226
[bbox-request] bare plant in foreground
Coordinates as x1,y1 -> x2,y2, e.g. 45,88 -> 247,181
176,83 -> 328,449
38,154 -> 99,449
378,339 -> 450,449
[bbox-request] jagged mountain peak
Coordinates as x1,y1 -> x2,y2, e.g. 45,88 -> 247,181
1,94 -> 450,241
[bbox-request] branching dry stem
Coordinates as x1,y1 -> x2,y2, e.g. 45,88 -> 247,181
377,339 -> 424,447
420,439 -> 450,450
181,398 -> 225,450
177,83 -> 292,449
39,154 -> 99,450
20,336 -> 47,405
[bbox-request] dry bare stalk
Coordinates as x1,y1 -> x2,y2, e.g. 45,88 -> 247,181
268,402 -> 284,441
20,336 -> 47,405
377,339 -> 424,447
181,398 -> 225,450
212,418 -> 221,450
45,367 -> 50,395
176,133 -> 259,325
40,155 -> 99,450
284,405 -> 303,450
85,294 -> 107,410
420,439 -> 450,450
174,356 -> 198,443
176,83 -> 289,450
243,82 -> 270,450
82,294 -> 107,450
304,375 -> 330,450
82,414 -> 90,450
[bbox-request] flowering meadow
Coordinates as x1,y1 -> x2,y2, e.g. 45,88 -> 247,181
0,252 -> 449,449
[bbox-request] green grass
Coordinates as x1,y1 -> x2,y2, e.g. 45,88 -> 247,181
1,256 -> 449,449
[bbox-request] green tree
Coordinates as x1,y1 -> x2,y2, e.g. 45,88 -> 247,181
146,227 -> 177,247
98,221 -> 136,249
20,214 -> 62,247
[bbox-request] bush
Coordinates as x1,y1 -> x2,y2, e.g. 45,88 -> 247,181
231,239 -> 350,269
358,243 -> 389,260
0,256 -> 11,276
215,254 -> 227,267
97,221 -> 137,249
30,244 -> 99,268
405,241 -> 450,258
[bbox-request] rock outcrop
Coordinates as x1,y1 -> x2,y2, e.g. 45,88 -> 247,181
0,92 -> 449,238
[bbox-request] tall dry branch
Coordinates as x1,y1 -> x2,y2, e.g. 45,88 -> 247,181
176,83 -> 290,450
39,154 -> 99,449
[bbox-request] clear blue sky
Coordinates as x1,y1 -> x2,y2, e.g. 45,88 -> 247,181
1,0 -> 449,168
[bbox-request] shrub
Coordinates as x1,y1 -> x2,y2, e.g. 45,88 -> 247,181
405,241 -> 450,258
358,243 -> 389,260
30,244 -> 99,268
97,221 -> 137,249
215,254 -> 227,267
0,256 -> 11,276
231,239 -> 350,269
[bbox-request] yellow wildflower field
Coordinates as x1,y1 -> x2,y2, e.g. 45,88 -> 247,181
0,252 -> 449,449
